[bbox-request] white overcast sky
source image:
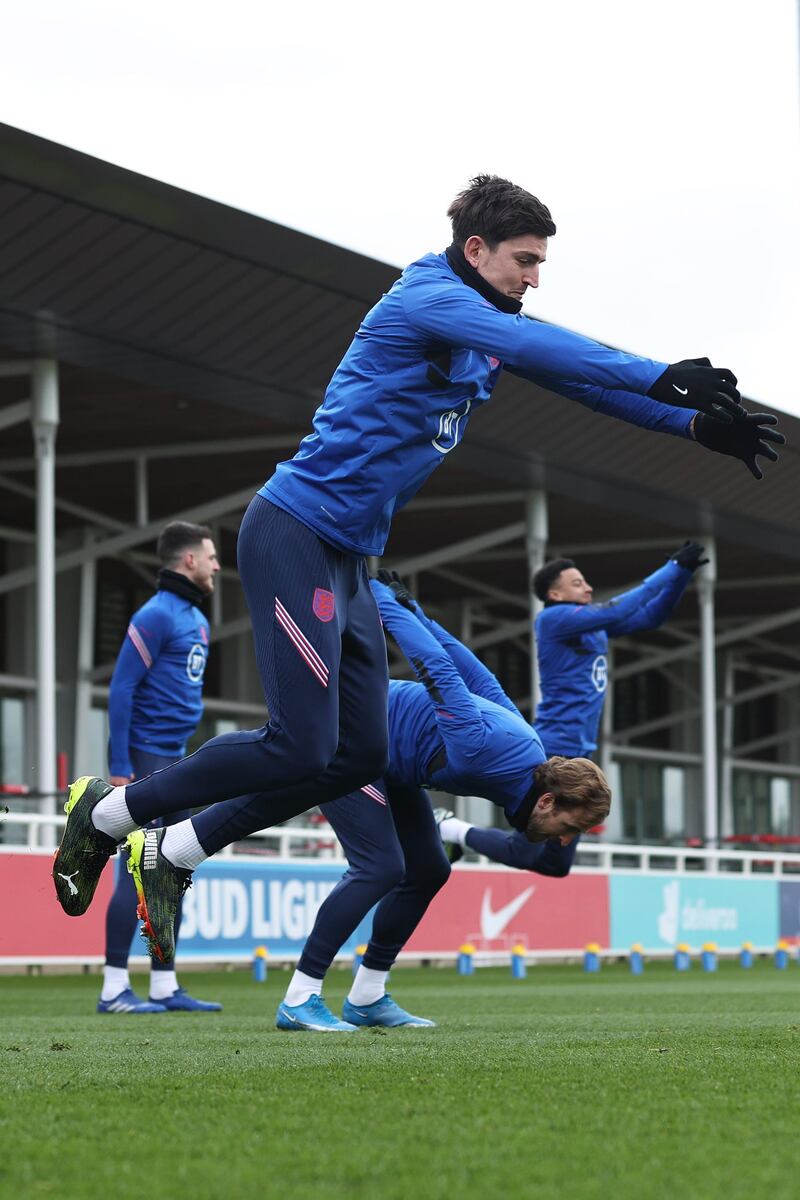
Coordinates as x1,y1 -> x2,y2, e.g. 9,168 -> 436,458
2,0 -> 799,413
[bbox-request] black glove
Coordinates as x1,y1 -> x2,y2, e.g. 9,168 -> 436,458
671,540 -> 709,571
693,410 -> 785,480
375,568 -> 417,610
647,358 -> 742,422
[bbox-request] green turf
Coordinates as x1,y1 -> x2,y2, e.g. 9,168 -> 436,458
1,962 -> 798,1199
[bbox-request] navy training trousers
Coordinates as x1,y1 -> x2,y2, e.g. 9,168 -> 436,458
298,781 -> 451,978
124,497 -> 389,854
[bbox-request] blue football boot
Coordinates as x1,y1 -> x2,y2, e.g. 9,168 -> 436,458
153,987 -> 222,1012
97,987 -> 167,1014
276,995 -> 358,1032
342,993 -> 436,1028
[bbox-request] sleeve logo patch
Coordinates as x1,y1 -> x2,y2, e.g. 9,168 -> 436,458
313,588 -> 335,622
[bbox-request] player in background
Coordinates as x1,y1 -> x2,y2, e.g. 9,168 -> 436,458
53,175 -> 782,963
274,573 -> 607,1032
437,542 -> 707,865
96,522 -> 222,1013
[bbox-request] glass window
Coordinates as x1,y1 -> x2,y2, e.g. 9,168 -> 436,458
0,696 -> 25,784
732,771 -> 770,834
663,767 -> 686,839
770,777 -> 791,836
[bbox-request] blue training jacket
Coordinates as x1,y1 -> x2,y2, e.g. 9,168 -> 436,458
372,580 -> 545,827
108,589 -> 210,776
534,559 -> 692,758
261,251 -> 695,556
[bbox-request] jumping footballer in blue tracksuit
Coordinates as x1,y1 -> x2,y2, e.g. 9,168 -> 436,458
97,522 -> 222,1015
438,542 -> 708,868
54,174 -> 782,995
275,573 -> 605,1030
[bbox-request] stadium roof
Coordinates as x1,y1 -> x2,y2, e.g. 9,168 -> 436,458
1,119 -> 799,620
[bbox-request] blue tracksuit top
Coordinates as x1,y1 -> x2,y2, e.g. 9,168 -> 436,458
372,580 -> 545,825
261,251 -> 695,556
108,589 -> 210,776
534,559 -> 692,757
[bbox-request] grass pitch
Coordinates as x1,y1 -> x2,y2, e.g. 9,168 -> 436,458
1,961 -> 798,1199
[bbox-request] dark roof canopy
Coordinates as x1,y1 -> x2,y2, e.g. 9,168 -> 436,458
1,119 -> 798,591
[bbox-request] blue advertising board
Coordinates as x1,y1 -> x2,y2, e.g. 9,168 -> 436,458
610,873 -> 779,950
779,880 -> 800,944
127,857 -> 374,960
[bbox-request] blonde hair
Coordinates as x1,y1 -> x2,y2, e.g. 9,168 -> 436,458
534,756 -> 611,825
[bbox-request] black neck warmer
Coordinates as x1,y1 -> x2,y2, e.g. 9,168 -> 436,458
444,243 -> 522,315
157,568 -> 207,607
507,771 -> 545,835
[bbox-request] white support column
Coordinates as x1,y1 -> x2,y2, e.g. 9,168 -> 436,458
600,643 -> 614,780
134,456 -> 149,526
32,360 -> 59,841
525,490 -> 548,719
599,643 -> 623,841
720,654 -> 735,840
460,599 -> 472,645
73,528 -> 97,778
698,536 -> 718,845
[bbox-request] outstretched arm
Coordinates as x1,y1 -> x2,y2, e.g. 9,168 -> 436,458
508,373 -> 696,438
370,579 -> 486,753
464,825 -> 580,876
404,267 -> 741,415
417,612 -> 524,718
538,559 -> 692,640
376,572 -> 524,718
604,543 -> 705,636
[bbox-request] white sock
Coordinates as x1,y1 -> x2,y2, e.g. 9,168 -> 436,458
348,965 -> 388,1007
160,820 -> 208,871
92,787 -> 138,841
149,970 -> 179,1000
101,965 -> 130,1001
439,816 -> 473,846
284,969 -> 324,1007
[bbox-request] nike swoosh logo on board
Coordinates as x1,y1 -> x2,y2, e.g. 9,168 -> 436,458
480,886 -> 535,940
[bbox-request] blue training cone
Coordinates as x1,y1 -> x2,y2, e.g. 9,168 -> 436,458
740,942 -> 753,969
511,943 -> 527,979
775,940 -> 789,969
252,945 -> 268,983
630,944 -> 644,975
583,942 -> 601,973
701,942 -> 717,972
457,943 -> 475,976
674,943 -> 691,971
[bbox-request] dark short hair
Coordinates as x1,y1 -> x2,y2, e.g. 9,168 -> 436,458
533,558 -> 575,602
156,521 -> 213,566
447,174 -> 556,249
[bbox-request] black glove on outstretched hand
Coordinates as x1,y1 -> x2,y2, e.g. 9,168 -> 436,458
375,568 -> 417,610
671,540 -> 709,571
693,410 -> 785,480
647,357 -> 742,422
